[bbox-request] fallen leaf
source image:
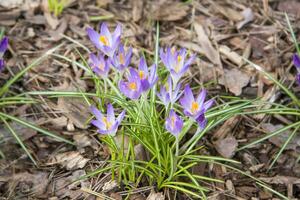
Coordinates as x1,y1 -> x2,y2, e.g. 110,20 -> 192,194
219,45 -> 243,66
213,4 -> 243,22
259,175 -> 300,185
102,180 -> 118,192
146,190 -> 164,200
151,2 -> 189,21
44,12 -> 59,29
277,0 -> 300,17
2,172 -> 49,196
261,123 -> 300,151
132,0 -> 143,22
50,151 -> 89,170
215,136 -> 238,158
194,22 -> 222,68
57,97 -> 90,129
48,18 -> 68,41
219,68 -> 250,96
237,8 -> 254,29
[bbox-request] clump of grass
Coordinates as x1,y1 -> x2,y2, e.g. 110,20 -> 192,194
48,0 -> 68,17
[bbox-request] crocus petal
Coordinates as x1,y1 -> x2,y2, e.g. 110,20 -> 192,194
293,54 -> 300,68
0,59 -> 4,71
113,24 -> 122,40
119,80 -> 142,99
91,119 -> 105,130
180,85 -> 194,107
196,114 -> 207,130
107,103 -> 115,123
90,106 -> 103,120
100,22 -> 112,45
203,99 -> 214,111
116,110 -> 126,124
297,74 -> 300,85
0,37 -> 8,53
165,110 -> 183,137
141,79 -> 150,91
86,28 -> 102,49
139,57 -> 148,72
196,89 -> 207,108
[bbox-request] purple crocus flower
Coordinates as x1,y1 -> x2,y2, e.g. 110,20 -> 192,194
160,47 -> 195,84
86,23 -> 121,57
0,37 -> 8,72
165,109 -> 183,137
180,85 -> 214,128
292,53 -> 300,85
137,57 -> 158,92
157,76 -> 181,107
119,68 -> 143,99
90,104 -> 125,136
111,44 -> 132,71
89,53 -> 110,77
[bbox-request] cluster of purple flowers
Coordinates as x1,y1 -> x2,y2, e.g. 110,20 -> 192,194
0,37 -> 8,72
292,54 -> 300,85
87,23 -> 213,138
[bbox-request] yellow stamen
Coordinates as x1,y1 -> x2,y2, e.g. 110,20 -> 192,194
177,55 -> 182,62
139,71 -> 145,79
128,82 -> 137,90
191,101 -> 199,113
171,116 -> 176,128
102,117 -> 112,129
165,82 -> 169,91
119,53 -> 125,64
99,35 -> 109,46
174,55 -> 182,73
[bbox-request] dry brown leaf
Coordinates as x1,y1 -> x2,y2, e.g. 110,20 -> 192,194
194,23 -> 222,68
44,12 -> 59,29
259,175 -> 300,185
102,180 -> 118,192
277,0 -> 300,17
219,45 -> 243,66
214,4 -> 243,22
146,190 -> 164,200
50,151 -> 89,170
219,68 -> 250,96
261,123 -> 300,151
151,2 -> 189,21
237,8 -> 254,29
215,136 -> 238,158
57,97 -> 90,129
7,172 -> 49,196
48,18 -> 68,41
132,0 -> 143,22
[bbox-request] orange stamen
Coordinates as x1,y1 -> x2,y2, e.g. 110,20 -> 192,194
128,82 -> 137,90
139,71 -> 145,79
191,101 -> 199,113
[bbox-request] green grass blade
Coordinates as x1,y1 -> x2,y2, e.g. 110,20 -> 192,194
256,182 -> 289,200
0,44 -> 62,97
285,13 -> 300,54
0,112 -> 73,145
268,125 -> 300,170
238,121 -> 300,151
1,117 -> 38,166
243,58 -> 300,106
